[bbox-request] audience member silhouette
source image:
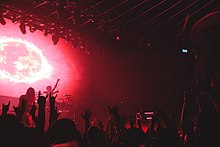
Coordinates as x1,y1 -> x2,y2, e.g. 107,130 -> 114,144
0,76 -> 219,147
16,87 -> 36,127
86,126 -> 106,147
47,118 -> 82,147
0,114 -> 27,147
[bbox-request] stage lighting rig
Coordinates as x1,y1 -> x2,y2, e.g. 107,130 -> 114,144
29,26 -> 36,33
0,0 -> 99,50
11,15 -> 19,24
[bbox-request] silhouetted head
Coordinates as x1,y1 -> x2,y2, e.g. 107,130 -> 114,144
47,118 -> 81,145
26,87 -> 35,96
86,126 -> 106,147
0,114 -> 27,146
46,86 -> 52,91
26,87 -> 36,104
122,128 -> 145,147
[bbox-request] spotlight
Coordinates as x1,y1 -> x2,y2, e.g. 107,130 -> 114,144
29,26 -> 36,33
146,42 -> 151,47
11,19 -> 18,24
10,15 -> 19,24
0,12 -> 6,25
52,34 -> 59,45
182,48 -> 188,53
116,36 -> 120,41
65,35 -> 70,43
19,21 -> 26,34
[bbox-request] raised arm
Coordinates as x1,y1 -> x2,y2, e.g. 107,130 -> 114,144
81,108 -> 92,138
108,106 -> 121,132
1,101 -> 10,116
49,93 -> 60,127
52,79 -> 60,92
36,91 -> 46,131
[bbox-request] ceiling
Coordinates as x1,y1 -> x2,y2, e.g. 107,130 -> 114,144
0,0 -> 220,49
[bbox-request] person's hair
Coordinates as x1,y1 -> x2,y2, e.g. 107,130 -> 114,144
26,87 -> 35,98
25,87 -> 36,106
26,87 -> 35,101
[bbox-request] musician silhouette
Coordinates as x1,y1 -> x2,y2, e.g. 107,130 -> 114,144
43,79 -> 60,96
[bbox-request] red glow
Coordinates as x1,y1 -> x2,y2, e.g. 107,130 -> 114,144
0,19 -> 82,99
144,112 -> 154,115
124,121 -> 149,133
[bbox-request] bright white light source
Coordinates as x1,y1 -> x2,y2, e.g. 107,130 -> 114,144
182,48 -> 188,53
0,36 -> 52,83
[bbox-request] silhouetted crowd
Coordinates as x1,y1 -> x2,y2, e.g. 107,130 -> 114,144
0,76 -> 220,147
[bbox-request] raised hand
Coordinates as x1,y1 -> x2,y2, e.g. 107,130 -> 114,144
13,106 -> 23,118
49,93 -> 57,105
2,101 -> 10,115
13,106 -> 19,116
49,92 -> 59,126
81,109 -> 92,121
38,91 -> 46,106
81,109 -> 92,136
13,99 -> 26,118
108,106 -> 119,116
108,106 -> 121,132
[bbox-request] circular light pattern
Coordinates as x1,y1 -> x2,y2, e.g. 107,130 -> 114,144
0,36 -> 52,83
